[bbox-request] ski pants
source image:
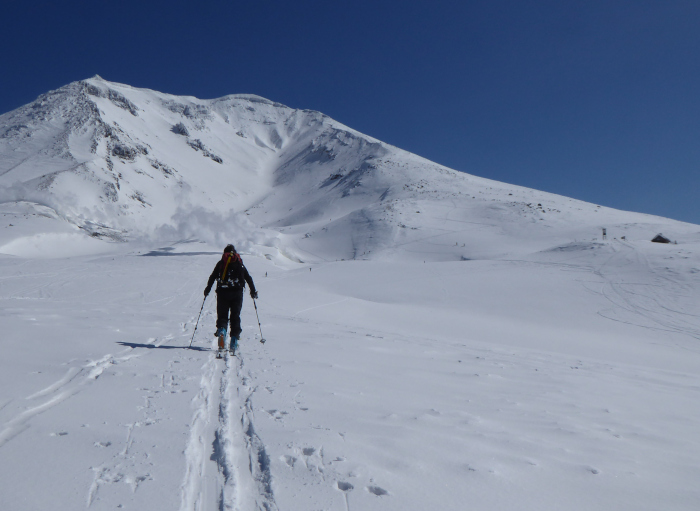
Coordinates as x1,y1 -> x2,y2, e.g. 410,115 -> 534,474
216,290 -> 244,338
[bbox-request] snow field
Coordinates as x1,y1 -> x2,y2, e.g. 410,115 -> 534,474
246,251 -> 700,511
2,235 -> 699,510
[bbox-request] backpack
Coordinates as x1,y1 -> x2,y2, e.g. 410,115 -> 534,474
217,252 -> 244,290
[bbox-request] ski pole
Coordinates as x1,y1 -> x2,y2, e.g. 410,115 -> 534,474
253,297 -> 266,344
189,296 -> 207,348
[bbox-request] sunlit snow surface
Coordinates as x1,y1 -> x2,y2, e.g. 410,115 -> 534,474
2,231 -> 700,510
1,78 -> 700,510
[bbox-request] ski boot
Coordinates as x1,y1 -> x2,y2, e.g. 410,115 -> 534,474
216,327 -> 227,358
229,337 -> 239,356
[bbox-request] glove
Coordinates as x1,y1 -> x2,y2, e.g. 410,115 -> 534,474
250,290 -> 258,299
204,286 -> 211,297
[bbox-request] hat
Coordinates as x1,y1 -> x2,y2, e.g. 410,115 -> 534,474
224,244 -> 235,253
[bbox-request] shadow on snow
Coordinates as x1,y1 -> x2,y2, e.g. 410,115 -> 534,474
117,341 -> 210,351
140,250 -> 219,257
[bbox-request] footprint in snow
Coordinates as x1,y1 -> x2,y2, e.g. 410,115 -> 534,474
265,409 -> 289,420
367,485 -> 389,496
337,481 -> 354,491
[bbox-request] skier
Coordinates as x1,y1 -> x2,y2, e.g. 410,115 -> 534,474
204,244 -> 258,354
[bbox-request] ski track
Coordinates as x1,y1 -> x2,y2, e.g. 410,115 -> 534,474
180,327 -> 278,511
509,240 -> 700,350
180,349 -> 219,511
594,242 -> 700,349
0,335 -> 175,450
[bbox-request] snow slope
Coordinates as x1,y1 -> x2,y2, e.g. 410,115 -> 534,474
1,76 -> 695,262
1,79 -> 700,510
1,238 -> 700,511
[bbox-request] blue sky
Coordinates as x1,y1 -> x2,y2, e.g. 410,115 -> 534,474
2,0 -> 699,223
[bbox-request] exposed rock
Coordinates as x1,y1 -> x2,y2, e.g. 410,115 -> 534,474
107,89 -> 139,116
171,122 -> 189,136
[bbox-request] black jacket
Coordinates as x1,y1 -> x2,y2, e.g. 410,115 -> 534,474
206,253 -> 256,298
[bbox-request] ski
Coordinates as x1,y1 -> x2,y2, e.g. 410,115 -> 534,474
216,329 -> 226,359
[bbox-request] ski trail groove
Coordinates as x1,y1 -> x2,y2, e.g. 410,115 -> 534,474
0,336 -> 181,450
179,347 -> 278,511
595,242 -> 700,348
179,352 -> 219,511
237,357 -> 278,511
25,367 -> 81,400
212,354 -> 237,511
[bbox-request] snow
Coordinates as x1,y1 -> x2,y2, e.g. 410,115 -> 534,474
1,78 -> 700,510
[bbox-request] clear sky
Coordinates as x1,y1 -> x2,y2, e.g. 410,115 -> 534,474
2,0 -> 699,224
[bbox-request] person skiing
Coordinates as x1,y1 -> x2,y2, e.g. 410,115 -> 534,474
204,244 -> 258,354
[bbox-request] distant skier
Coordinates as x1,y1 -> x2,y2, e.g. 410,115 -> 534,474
204,244 -> 258,354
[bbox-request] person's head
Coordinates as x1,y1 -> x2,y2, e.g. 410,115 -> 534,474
224,244 -> 235,254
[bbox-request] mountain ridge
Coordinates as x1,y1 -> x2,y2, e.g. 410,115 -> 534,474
0,77 -> 697,261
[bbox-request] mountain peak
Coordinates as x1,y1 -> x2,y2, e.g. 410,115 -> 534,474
1,79 -> 696,261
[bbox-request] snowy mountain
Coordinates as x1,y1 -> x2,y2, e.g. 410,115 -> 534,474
1,76 -> 696,261
2,79 -> 700,511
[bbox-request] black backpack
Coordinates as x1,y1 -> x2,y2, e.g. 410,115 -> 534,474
217,252 -> 244,290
